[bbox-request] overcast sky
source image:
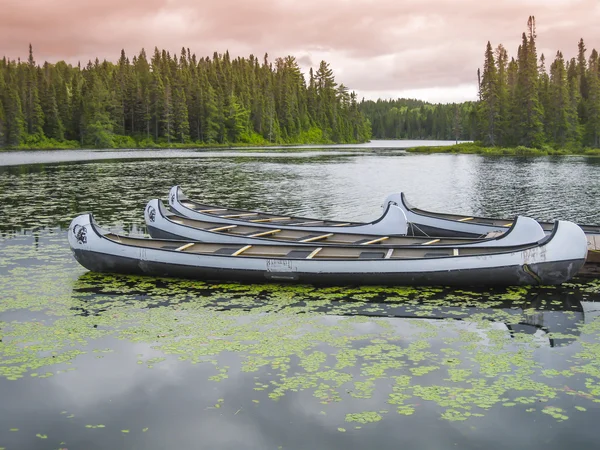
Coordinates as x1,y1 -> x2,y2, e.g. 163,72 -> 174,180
2,0 -> 599,103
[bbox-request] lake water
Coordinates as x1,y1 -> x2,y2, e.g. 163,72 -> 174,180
1,141 -> 600,450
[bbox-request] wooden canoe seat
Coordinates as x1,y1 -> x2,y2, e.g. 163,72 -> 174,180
356,237 -> 389,245
209,225 -> 238,232
299,233 -> 334,243
458,217 -> 474,222
248,229 -> 281,238
421,239 -> 441,245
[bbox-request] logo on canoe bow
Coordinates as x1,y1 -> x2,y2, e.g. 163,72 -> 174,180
171,193 -> 175,204
73,224 -> 87,244
147,205 -> 156,222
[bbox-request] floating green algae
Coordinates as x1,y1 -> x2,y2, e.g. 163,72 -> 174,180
2,230 -> 600,432
345,411 -> 384,424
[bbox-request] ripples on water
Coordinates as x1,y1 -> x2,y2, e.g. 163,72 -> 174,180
1,147 -> 600,449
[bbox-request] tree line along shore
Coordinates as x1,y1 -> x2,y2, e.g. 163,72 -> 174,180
1,16 -> 599,155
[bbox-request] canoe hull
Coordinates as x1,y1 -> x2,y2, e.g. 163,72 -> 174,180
70,248 -> 584,286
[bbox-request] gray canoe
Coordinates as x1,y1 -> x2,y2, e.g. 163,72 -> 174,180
382,192 -> 600,237
68,213 -> 587,286
145,198 -> 547,248
168,185 -> 409,236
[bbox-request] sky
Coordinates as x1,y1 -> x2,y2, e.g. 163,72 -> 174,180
1,0 -> 599,103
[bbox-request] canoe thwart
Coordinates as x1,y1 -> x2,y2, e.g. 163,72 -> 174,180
360,236 -> 390,245
249,229 -> 282,238
300,233 -> 334,243
175,243 -> 195,252
307,247 -> 323,259
232,245 -> 253,256
209,225 -> 238,232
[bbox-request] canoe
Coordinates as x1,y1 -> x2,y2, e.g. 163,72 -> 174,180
68,213 -> 587,286
145,198 -> 547,247
168,186 -> 411,236
382,192 -> 600,237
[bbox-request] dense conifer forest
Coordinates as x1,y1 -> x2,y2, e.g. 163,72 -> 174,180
2,17 -> 599,150
361,16 -> 600,150
358,99 -> 477,141
0,47 -> 371,149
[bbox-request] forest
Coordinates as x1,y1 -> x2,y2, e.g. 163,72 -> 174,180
2,16 -> 599,150
361,16 -> 600,150
0,47 -> 371,149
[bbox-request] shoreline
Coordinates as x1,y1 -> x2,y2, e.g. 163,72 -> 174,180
0,139 -> 466,154
405,142 -> 600,157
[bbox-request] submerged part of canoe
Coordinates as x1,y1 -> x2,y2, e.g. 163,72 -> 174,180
383,192 -> 600,237
68,213 -> 587,286
145,198 -> 547,248
168,185 -> 410,236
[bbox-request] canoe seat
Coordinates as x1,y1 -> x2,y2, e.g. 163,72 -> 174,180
424,252 -> 452,258
286,250 -> 314,258
358,251 -> 386,259
213,248 -> 241,256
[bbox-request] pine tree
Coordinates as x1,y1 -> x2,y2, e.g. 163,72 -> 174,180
172,86 -> 190,143
478,42 -> 499,145
24,44 -> 44,137
495,44 -> 510,145
513,17 -> 545,147
548,51 -> 576,146
585,49 -> 600,147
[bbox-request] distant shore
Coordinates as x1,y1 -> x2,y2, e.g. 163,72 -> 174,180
405,142 -> 600,156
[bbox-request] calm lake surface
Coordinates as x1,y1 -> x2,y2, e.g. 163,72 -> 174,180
1,140 -> 600,450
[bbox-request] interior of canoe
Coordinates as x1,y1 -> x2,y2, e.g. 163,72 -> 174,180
104,233 -> 533,260
409,206 -> 516,227
165,213 -> 491,246
178,199 -> 361,227
409,206 -> 600,235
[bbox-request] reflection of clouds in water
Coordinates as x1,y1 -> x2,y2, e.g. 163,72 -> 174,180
0,306 -> 597,449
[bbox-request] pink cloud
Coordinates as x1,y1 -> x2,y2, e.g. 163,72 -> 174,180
2,0 -> 599,102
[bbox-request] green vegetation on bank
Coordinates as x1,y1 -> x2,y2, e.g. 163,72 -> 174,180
359,98 -> 477,141
0,46 -> 371,150
405,142 -> 600,156
361,16 -> 600,152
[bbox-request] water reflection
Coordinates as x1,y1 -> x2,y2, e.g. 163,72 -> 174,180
3,152 -> 600,450
2,152 -> 600,239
